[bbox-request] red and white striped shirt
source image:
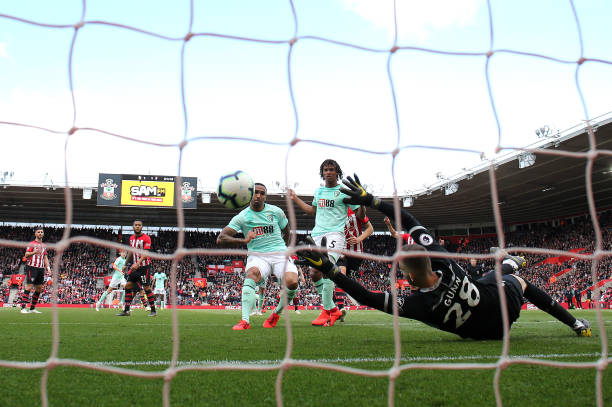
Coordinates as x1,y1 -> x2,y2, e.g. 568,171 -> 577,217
400,233 -> 414,245
129,234 -> 152,267
26,240 -> 47,268
345,207 -> 369,253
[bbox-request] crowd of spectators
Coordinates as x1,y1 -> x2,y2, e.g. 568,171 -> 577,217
602,286 -> 612,303
450,211 -> 612,304
0,226 -> 117,304
1,209 -> 610,307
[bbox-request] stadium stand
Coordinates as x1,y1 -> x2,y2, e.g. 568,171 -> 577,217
1,208 -> 610,308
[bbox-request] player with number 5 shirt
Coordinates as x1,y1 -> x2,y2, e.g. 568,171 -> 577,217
290,159 -> 361,327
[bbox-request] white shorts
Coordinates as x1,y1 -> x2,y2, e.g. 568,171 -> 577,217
153,288 -> 166,295
109,276 -> 127,289
313,232 -> 346,263
245,253 -> 298,281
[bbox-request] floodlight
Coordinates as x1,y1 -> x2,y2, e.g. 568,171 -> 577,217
82,188 -> 92,199
202,193 -> 211,204
518,152 -> 536,168
403,196 -> 414,207
445,183 -> 458,195
535,125 -> 552,138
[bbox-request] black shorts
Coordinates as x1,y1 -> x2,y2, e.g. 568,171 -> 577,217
345,256 -> 363,278
476,273 -> 524,335
25,266 -> 45,285
335,257 -> 346,268
126,265 -> 152,288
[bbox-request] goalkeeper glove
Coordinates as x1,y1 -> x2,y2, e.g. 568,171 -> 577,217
296,236 -> 340,278
340,174 -> 380,207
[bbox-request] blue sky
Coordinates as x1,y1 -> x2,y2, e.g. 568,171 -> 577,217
0,0 -> 610,196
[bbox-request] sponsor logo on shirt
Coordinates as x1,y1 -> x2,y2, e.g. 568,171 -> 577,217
252,225 -> 274,236
318,199 -> 335,208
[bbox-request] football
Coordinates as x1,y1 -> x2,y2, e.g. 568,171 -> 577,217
217,170 -> 254,209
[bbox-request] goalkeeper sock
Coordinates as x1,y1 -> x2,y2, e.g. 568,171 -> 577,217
241,278 -> 257,323
98,291 -> 109,306
257,291 -> 265,312
120,290 -> 125,305
501,263 -> 516,275
274,288 -> 297,315
322,278 -> 336,311
524,282 -> 576,327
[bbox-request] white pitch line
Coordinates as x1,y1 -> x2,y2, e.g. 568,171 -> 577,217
17,353 -> 602,367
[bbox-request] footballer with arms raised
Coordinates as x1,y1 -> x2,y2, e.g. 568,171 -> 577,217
116,220 -> 157,317
298,174 -> 591,339
289,159 -> 362,326
217,183 -> 299,330
19,227 -> 52,314
384,216 -> 414,244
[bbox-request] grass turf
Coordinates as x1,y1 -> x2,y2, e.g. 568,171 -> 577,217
0,308 -> 610,406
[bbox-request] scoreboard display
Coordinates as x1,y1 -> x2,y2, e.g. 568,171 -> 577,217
97,173 -> 197,209
120,174 -> 175,207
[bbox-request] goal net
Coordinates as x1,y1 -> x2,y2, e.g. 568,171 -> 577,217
0,1 -> 610,406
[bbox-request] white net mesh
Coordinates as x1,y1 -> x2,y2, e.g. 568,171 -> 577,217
0,1 -> 611,406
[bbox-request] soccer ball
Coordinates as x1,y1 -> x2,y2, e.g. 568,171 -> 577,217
217,171 -> 254,209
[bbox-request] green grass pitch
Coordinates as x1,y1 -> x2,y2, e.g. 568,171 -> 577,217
0,308 -> 610,406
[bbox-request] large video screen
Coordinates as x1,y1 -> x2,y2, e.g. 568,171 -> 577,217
97,174 -> 197,209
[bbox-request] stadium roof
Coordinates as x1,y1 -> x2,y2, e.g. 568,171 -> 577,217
1,117 -> 611,234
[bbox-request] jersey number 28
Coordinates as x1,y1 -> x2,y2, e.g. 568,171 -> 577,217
443,276 -> 480,329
